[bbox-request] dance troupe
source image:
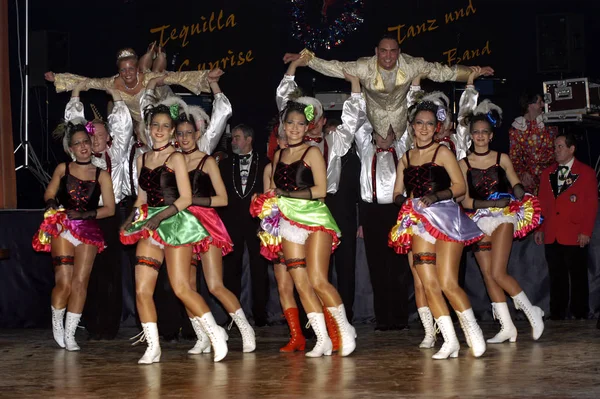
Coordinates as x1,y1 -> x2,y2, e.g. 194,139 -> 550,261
32,34 -> 544,364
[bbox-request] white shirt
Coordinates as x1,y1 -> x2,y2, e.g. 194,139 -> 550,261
239,151 -> 253,193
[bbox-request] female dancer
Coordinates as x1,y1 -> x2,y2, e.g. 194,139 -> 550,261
166,82 -> 256,354
33,123 -> 115,351
120,104 -> 228,364
261,127 -> 308,352
389,98 -> 485,359
44,48 -> 222,126
251,101 -> 356,357
458,70 -> 544,343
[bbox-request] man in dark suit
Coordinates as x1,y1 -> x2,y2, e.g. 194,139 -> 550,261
535,133 -> 598,320
218,124 -> 270,326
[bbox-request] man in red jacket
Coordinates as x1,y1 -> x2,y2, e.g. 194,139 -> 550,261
535,133 -> 598,320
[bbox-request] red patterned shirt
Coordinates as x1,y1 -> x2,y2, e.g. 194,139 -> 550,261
509,115 -> 558,195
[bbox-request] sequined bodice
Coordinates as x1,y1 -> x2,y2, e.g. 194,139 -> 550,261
274,147 -> 314,192
189,156 -> 216,198
139,154 -> 179,206
56,163 -> 101,212
465,153 -> 509,200
403,146 -> 451,198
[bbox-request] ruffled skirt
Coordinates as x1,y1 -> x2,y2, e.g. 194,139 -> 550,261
388,199 -> 483,255
32,208 -> 105,253
250,192 -> 341,261
187,206 -> 233,256
120,204 -> 210,249
467,193 -> 543,237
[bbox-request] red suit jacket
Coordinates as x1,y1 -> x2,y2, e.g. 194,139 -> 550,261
538,158 -> 598,245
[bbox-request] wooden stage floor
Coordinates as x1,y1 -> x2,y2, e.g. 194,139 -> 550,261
1,321 -> 599,398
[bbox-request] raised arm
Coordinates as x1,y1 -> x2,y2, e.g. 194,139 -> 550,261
329,73 -> 366,158
64,81 -> 88,122
106,88 -> 133,161
157,69 -> 222,95
454,69 -> 482,160
199,75 -> 231,154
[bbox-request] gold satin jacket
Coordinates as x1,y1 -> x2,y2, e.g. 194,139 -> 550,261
304,50 -> 470,139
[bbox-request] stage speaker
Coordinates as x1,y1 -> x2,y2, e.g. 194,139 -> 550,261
29,31 -> 70,87
536,14 -> 585,75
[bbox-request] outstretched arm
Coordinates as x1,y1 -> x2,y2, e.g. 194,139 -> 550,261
286,50 -> 361,80
64,81 -> 88,122
45,71 -> 115,93
199,73 -> 231,154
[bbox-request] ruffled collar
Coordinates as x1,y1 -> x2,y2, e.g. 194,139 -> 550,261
511,114 -> 544,131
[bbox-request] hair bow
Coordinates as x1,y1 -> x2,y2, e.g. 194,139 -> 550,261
304,104 -> 315,122
169,103 -> 180,120
85,121 -> 96,135
486,111 -> 498,127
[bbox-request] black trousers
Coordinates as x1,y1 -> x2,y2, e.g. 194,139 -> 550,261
360,201 -> 410,327
119,198 -> 139,326
222,215 -> 269,325
82,213 -> 122,339
545,241 -> 590,319
326,193 -> 357,322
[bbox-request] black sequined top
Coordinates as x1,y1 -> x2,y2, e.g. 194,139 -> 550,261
56,162 -> 102,212
274,147 -> 315,192
189,156 -> 216,198
403,145 -> 452,198
139,153 -> 179,207
465,152 -> 509,200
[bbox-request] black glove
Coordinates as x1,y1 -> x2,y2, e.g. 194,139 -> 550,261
67,209 -> 97,220
192,196 -> 212,207
512,183 -> 525,200
394,194 -> 407,207
121,207 -> 138,231
473,198 -> 511,209
144,204 -> 179,230
276,187 -> 313,200
420,189 -> 453,207
45,198 -> 59,211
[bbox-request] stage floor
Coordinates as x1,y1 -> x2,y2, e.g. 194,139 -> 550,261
1,321 -> 599,398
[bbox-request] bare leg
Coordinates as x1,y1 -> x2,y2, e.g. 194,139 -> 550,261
412,236 -> 448,318
306,231 -> 342,308
51,236 -> 75,309
436,241 -> 471,312
67,243 -> 98,313
408,251 -> 429,308
274,262 -> 298,311
135,239 -> 163,323
185,256 -> 199,318
490,224 -> 523,297
282,239 -> 322,314
201,245 -> 242,314
474,236 -> 505,302
165,246 -> 211,317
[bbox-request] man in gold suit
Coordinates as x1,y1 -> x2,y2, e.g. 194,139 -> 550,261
284,33 -> 494,139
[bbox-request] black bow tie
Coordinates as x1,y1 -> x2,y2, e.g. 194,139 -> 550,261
239,153 -> 251,165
